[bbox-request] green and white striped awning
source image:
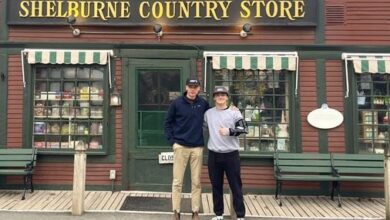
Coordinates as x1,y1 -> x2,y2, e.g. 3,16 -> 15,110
21,49 -> 114,88
204,51 -> 299,95
349,56 -> 390,74
342,53 -> 390,98
26,49 -> 113,65
212,55 -> 297,71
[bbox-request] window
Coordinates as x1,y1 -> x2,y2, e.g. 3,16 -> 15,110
33,65 -> 107,151
208,52 -> 298,153
355,73 -> 390,154
343,53 -> 390,154
213,69 -> 291,153
137,69 -> 181,146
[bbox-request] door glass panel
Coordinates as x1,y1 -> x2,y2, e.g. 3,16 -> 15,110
138,69 -> 181,146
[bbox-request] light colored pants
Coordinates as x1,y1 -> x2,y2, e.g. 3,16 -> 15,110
172,143 -> 203,213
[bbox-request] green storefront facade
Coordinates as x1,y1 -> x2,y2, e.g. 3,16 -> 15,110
0,0 -> 389,197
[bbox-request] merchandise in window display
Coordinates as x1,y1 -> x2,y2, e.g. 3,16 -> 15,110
33,66 -> 106,151
90,123 -> 100,135
34,122 -> 45,134
276,111 -> 289,151
62,102 -> 71,117
80,87 -> 90,100
89,138 -> 102,149
34,102 -> 45,116
357,90 -> 366,105
50,123 -> 60,134
51,104 -> 60,117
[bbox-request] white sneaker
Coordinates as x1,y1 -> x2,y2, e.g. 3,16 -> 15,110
211,216 -> 223,220
237,218 -> 245,220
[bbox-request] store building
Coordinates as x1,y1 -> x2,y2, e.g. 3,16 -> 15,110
0,0 -> 389,196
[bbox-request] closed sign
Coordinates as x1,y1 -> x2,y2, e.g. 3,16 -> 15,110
158,152 -> 174,164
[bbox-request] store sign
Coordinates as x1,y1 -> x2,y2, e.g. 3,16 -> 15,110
307,104 -> 344,130
158,152 -> 174,164
7,0 -> 317,26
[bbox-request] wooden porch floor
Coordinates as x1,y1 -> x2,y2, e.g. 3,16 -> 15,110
0,190 -> 385,219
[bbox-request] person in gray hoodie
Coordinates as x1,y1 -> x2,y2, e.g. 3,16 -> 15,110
204,86 -> 247,220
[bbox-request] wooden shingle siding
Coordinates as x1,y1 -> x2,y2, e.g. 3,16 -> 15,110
299,60 -> 319,153
326,0 -> 390,44
7,55 -> 23,148
113,59 -> 123,184
326,61 -> 345,153
241,166 -> 275,189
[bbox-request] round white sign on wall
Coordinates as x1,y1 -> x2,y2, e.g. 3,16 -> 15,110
307,104 -> 344,129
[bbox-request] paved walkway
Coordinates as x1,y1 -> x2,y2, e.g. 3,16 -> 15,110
0,190 -> 385,219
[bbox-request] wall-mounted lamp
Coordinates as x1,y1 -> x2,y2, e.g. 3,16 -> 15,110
153,24 -> 163,41
110,87 -> 122,107
67,16 -> 81,37
240,23 -> 252,38
1,73 -> 5,82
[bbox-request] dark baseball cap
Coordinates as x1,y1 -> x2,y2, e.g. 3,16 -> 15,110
213,86 -> 229,96
186,78 -> 201,86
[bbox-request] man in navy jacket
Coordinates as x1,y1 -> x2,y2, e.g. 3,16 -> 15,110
164,78 -> 209,220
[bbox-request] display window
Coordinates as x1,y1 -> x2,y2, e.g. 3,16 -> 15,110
23,49 -> 113,153
33,65 -> 106,151
356,74 -> 390,154
343,53 -> 390,154
206,52 -> 299,153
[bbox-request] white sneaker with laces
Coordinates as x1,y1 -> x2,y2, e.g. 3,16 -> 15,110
211,216 -> 223,220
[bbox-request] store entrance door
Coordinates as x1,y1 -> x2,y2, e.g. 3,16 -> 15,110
124,58 -> 192,191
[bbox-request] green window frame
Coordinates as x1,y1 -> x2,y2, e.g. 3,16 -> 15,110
31,64 -> 109,154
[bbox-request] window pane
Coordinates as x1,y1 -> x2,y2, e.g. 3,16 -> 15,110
137,69 -> 181,147
213,68 -> 291,153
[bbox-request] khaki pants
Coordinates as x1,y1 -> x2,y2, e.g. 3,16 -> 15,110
172,143 -> 203,213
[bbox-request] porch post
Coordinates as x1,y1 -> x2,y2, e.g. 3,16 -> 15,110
72,141 -> 87,215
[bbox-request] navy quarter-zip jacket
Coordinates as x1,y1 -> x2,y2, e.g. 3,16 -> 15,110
164,92 -> 209,147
